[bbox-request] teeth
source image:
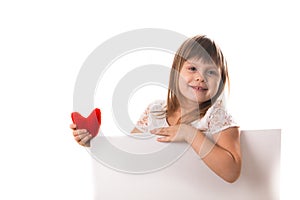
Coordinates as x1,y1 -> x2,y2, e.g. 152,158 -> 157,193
192,86 -> 206,90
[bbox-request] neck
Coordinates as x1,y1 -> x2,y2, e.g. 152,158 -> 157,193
175,102 -> 199,116
177,98 -> 199,114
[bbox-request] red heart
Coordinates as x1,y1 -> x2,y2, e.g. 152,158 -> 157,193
71,108 -> 101,137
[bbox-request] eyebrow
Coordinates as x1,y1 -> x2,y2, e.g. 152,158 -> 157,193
185,61 -> 218,70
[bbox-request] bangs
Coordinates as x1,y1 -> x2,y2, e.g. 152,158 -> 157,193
178,36 -> 224,69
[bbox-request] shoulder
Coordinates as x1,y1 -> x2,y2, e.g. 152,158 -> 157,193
139,100 -> 166,115
206,99 -> 239,134
191,99 -> 239,135
135,100 -> 166,132
149,100 -> 166,111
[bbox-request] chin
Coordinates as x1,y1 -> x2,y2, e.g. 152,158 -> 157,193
184,97 -> 208,104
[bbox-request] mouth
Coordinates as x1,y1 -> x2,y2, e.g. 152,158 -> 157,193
190,86 -> 208,91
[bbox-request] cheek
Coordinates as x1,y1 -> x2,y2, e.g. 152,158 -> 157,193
178,72 -> 191,84
178,77 -> 185,92
178,76 -> 191,96
178,74 -> 188,87
209,77 -> 221,91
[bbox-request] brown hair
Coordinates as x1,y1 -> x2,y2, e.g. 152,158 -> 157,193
166,35 -> 229,124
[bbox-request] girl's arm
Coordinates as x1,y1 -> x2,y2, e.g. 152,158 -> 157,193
151,125 -> 241,183
190,127 -> 241,183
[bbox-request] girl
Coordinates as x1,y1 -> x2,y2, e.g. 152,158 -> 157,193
70,35 -> 241,183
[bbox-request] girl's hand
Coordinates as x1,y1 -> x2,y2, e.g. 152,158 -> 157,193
150,124 -> 198,144
70,124 -> 93,147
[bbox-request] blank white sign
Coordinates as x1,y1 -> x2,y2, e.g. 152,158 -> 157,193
91,129 -> 280,200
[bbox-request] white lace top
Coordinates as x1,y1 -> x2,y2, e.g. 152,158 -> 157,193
135,99 -> 238,138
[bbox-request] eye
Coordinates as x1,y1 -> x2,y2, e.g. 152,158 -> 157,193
188,66 -> 197,72
207,69 -> 217,76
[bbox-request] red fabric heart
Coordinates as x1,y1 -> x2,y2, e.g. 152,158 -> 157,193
71,108 -> 101,137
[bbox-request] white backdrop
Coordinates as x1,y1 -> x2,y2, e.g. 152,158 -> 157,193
0,0 -> 298,199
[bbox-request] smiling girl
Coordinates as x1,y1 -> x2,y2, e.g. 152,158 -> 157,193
131,35 -> 241,183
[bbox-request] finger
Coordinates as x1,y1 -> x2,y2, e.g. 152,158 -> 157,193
156,132 -> 169,136
150,128 -> 159,134
157,136 -> 171,143
73,129 -> 88,136
80,134 -> 93,146
151,127 -> 166,134
153,129 -> 170,136
70,124 -> 77,130
78,134 -> 91,147
74,135 -> 81,142
74,132 -> 90,142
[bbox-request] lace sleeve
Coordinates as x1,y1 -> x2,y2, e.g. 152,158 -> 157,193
135,100 -> 166,132
135,105 -> 151,132
206,100 -> 239,135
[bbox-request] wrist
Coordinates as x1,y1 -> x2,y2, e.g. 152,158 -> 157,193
184,127 -> 199,144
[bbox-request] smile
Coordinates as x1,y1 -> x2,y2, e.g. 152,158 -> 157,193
190,86 -> 208,91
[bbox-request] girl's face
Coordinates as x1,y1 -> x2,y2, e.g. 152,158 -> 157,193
178,60 -> 221,104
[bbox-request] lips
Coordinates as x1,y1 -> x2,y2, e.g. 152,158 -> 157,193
190,85 -> 208,91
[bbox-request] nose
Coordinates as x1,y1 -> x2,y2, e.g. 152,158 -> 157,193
195,72 -> 205,82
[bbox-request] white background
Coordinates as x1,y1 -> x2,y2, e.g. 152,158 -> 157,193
0,0 -> 299,199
